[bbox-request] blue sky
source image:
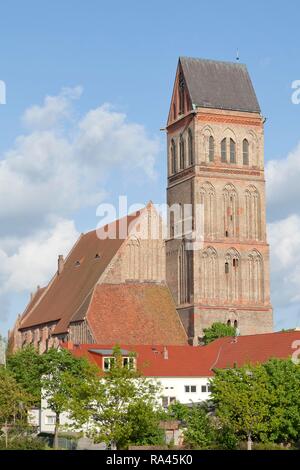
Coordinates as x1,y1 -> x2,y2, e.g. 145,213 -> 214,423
1,0 -> 300,335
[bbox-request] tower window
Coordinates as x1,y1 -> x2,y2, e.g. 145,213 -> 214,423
225,262 -> 229,274
234,320 -> 238,328
179,73 -> 185,114
230,138 -> 236,164
221,138 -> 227,162
225,230 -> 229,237
209,136 -> 214,162
243,139 -> 249,165
188,129 -> 193,165
179,135 -> 185,170
171,139 -> 176,174
233,258 -> 239,268
227,319 -> 231,326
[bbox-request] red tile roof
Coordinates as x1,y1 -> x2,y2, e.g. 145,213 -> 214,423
86,283 -> 187,345
64,331 -> 300,378
20,211 -> 142,333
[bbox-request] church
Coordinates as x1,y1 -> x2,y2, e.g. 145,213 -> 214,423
9,56 -> 273,352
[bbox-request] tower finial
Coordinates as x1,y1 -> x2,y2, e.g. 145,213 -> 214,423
236,48 -> 240,61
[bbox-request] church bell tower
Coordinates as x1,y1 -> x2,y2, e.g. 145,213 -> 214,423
165,57 -> 273,344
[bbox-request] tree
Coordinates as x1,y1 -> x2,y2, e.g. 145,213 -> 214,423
211,364 -> 272,449
41,348 -> 98,449
203,322 -> 236,345
0,367 -> 31,448
7,346 -> 45,405
263,359 -> 300,444
168,402 -> 214,449
71,346 -> 162,449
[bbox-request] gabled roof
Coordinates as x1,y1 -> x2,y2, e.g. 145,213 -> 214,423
87,283 -> 187,345
19,210 -> 142,333
179,56 -> 261,113
64,331 -> 300,378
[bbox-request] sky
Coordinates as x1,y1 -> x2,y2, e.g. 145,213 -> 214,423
1,0 -> 300,335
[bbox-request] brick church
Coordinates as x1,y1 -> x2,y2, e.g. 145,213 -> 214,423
9,57 -> 273,352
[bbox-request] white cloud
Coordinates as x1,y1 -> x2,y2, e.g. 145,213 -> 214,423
266,142 -> 300,220
0,89 -> 159,237
0,88 -> 160,332
0,218 -> 79,294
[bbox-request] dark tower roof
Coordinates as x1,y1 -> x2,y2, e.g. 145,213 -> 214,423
179,57 -> 261,114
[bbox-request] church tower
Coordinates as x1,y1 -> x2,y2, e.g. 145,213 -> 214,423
166,57 -> 273,344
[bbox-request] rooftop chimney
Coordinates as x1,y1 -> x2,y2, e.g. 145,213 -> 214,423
163,346 -> 168,360
58,254 -> 64,275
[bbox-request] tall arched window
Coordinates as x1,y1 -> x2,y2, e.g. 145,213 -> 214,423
225,248 -> 241,302
171,139 -> 176,174
200,247 -> 218,300
223,184 -> 238,238
221,138 -> 227,162
247,250 -> 264,303
209,136 -> 214,162
243,139 -> 249,165
178,241 -> 193,304
188,129 -> 193,165
245,186 -> 261,240
230,138 -> 236,163
179,73 -> 185,115
179,135 -> 185,169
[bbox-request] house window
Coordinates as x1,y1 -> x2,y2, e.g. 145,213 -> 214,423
103,357 -> 115,371
122,357 -> 135,369
201,385 -> 207,393
221,138 -> 227,162
243,139 -> 249,165
209,136 -> 214,162
45,415 -> 56,425
207,384 -> 211,392
185,385 -> 197,393
230,138 -> 236,164
162,396 -> 176,408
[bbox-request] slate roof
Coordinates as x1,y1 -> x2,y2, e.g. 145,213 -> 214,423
179,56 -> 261,113
87,283 -> 187,345
65,331 -> 300,377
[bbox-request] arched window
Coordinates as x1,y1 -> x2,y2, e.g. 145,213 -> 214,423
234,320 -> 238,328
230,138 -> 236,163
227,319 -> 231,326
209,136 -> 214,162
247,250 -> 264,303
179,73 -> 185,115
243,139 -> 249,165
179,135 -> 185,170
221,138 -> 227,162
200,247 -> 218,300
178,242 -> 193,304
188,129 -> 193,165
225,249 -> 241,302
171,139 -> 176,174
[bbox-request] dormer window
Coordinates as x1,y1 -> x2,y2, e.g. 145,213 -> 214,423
103,356 -> 135,371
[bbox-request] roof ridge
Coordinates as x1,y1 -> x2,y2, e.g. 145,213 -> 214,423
179,56 -> 247,67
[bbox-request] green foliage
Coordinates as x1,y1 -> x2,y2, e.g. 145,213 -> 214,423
203,322 -> 236,344
211,359 -> 300,446
71,345 -> 163,449
41,347 -> 98,448
168,402 -> 215,449
0,436 -> 48,450
7,345 -> 45,405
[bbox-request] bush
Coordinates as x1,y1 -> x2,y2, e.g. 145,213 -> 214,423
0,436 -> 48,450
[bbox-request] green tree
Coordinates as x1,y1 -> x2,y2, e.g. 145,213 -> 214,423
41,348 -> 98,449
71,346 -> 162,449
211,364 -> 272,449
7,345 -> 45,405
203,322 -> 236,345
168,402 -> 215,449
0,367 -> 31,448
262,359 -> 300,444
